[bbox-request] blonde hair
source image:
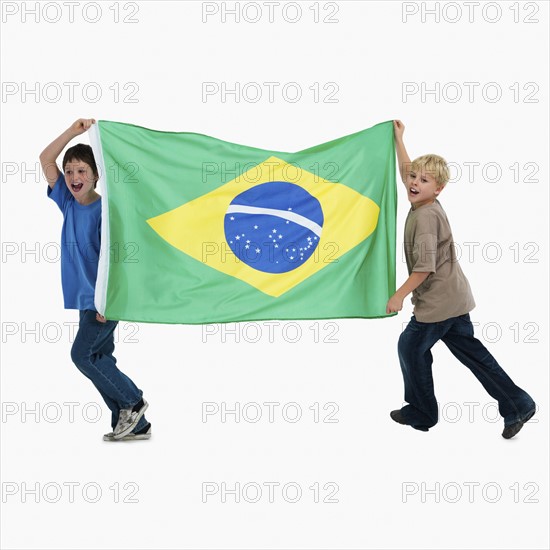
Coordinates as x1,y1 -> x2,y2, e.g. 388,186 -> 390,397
410,154 -> 450,187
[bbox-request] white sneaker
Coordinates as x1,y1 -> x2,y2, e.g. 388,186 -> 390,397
103,424 -> 152,442
113,399 -> 149,440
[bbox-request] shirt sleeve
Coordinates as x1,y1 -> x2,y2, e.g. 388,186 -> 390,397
47,172 -> 72,213
411,211 -> 438,273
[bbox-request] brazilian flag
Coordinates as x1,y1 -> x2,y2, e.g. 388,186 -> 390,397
90,120 -> 396,324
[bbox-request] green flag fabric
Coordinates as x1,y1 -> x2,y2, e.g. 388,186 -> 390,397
89,120 -> 396,324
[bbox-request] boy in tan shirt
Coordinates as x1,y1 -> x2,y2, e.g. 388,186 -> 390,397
387,120 -> 535,439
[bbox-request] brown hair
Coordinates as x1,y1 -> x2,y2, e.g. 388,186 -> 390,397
62,144 -> 99,188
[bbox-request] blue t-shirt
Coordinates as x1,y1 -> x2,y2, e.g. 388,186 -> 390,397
47,173 -> 101,310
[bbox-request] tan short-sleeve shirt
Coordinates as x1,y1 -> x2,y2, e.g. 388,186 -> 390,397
404,200 -> 475,322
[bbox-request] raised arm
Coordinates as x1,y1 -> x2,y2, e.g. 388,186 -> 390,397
39,118 -> 96,189
393,120 -> 411,186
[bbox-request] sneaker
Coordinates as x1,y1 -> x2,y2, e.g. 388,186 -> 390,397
390,409 -> 429,432
103,423 -> 152,442
390,410 -> 408,425
113,399 -> 149,440
502,408 -> 536,439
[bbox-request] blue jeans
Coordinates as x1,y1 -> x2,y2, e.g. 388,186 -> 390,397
398,313 -> 535,431
71,310 -> 148,432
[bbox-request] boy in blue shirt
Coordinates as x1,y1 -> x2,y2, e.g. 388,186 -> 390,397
387,120 -> 535,439
41,118 -> 151,442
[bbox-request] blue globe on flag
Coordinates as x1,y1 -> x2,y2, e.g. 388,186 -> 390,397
224,181 -> 324,274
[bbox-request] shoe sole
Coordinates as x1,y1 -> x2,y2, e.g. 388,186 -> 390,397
103,432 -> 151,442
113,401 -> 149,440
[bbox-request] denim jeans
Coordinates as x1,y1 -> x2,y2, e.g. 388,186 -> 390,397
398,313 -> 535,431
70,310 -> 148,432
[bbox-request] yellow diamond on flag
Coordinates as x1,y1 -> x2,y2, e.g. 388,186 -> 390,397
146,156 -> 380,297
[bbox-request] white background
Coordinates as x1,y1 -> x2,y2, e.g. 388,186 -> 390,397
1,1 -> 548,549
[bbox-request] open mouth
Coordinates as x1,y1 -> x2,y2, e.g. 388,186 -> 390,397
409,187 -> 419,196
71,183 -> 84,193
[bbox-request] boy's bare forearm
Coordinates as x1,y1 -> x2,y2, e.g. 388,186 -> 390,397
39,127 -> 77,187
396,271 -> 430,299
386,271 -> 431,314
40,127 -> 76,163
40,119 -> 95,188
395,137 -> 411,185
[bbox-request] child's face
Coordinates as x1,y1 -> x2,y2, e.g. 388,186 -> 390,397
407,169 -> 443,209
64,159 -> 97,199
